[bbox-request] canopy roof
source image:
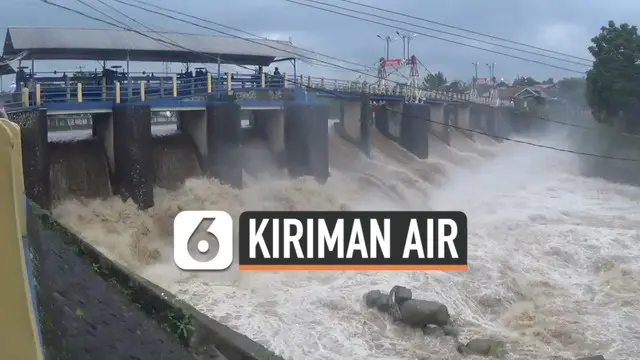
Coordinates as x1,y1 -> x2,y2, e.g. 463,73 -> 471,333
3,27 -> 300,66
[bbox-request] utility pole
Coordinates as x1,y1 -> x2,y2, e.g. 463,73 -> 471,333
472,62 -> 479,80
486,62 -> 496,83
472,62 -> 479,91
377,34 -> 397,59
395,31 -> 417,60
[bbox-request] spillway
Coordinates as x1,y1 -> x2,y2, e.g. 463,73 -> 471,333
49,119 -> 639,359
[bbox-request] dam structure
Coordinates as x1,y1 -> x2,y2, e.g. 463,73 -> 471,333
1,26 -> 530,360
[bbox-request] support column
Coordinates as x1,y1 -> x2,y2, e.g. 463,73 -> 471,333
7,108 -> 50,209
177,110 -> 207,162
428,103 -> 449,145
204,100 -> 242,188
456,105 -> 472,139
284,103 -> 329,181
340,100 -> 361,141
92,113 -> 115,176
112,105 -> 154,209
399,103 -> 429,159
485,107 -> 498,139
494,108 -> 511,141
374,104 -> 390,136
359,95 -> 372,158
253,110 -> 285,165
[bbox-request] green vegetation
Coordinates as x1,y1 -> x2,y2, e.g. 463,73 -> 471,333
586,20 -> 640,131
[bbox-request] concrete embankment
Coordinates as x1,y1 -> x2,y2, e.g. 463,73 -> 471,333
28,202 -> 284,360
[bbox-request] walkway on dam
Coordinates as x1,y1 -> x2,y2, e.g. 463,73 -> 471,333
2,71 -> 508,114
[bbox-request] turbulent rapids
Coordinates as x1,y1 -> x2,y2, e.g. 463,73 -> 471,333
50,122 -> 639,359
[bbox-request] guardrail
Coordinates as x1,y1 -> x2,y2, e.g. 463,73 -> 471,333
5,72 -> 508,108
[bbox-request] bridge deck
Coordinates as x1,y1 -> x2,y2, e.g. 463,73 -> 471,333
2,72 -> 503,112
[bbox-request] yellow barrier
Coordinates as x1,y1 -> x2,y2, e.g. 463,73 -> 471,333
0,119 -> 44,360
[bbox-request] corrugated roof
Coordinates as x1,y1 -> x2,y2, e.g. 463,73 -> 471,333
3,27 -> 300,65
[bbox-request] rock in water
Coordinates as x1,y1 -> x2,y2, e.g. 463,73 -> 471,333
388,286 -> 403,321
364,290 -> 384,308
457,338 -> 506,358
363,290 -> 391,312
389,285 -> 412,303
375,294 -> 391,312
397,299 -> 451,327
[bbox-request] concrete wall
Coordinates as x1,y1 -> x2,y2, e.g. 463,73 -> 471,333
177,110 -> 207,159
341,100 -> 362,141
284,103 -> 330,180
112,105 -> 154,209
92,113 -> 115,175
399,103 -> 430,159
252,110 -> 285,159
427,103 -> 449,145
204,102 -> 243,188
456,105 -> 472,139
387,101 -> 403,139
373,101 -> 403,141
7,108 -> 50,209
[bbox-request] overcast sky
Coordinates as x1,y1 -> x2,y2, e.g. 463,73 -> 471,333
2,0 -> 640,88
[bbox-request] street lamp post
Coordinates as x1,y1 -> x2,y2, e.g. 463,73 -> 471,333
377,34 -> 397,59
396,31 -> 417,60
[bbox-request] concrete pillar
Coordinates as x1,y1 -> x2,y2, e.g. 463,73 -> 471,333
92,113 -> 115,175
7,109 -> 50,209
359,96 -> 372,158
177,110 -> 207,160
428,103 -> 449,145
340,100 -> 361,141
494,108 -> 512,141
399,103 -> 429,159
456,105 -> 472,139
374,104 -> 390,137
112,105 -> 154,209
204,101 -> 242,188
284,103 -> 330,181
386,101 -> 403,139
484,107 -> 498,139
252,109 -> 285,162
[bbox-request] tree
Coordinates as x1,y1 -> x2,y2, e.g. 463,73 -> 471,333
586,20 -> 640,128
556,77 -> 587,106
512,76 -> 539,87
422,71 -> 447,89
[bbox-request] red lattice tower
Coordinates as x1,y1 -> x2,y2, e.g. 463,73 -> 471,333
376,57 -> 404,89
407,55 -> 421,102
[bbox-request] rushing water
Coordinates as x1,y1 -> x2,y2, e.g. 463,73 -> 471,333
52,123 -> 639,359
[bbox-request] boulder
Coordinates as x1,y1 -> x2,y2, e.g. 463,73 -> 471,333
397,299 -> 451,327
457,338 -> 506,358
388,286 -> 413,321
375,294 -> 391,312
576,356 -> 605,360
363,290 -> 391,312
389,285 -> 412,304
364,290 -> 384,308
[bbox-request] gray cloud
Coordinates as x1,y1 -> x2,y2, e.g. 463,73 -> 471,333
2,0 -> 638,86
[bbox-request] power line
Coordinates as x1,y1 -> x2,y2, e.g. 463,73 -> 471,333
284,0 -> 586,74
40,0 -> 640,161
110,0 -> 374,74
297,0 -> 591,68
333,0 -> 592,63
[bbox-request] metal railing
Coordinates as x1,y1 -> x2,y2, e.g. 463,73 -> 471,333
4,72 -> 511,108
